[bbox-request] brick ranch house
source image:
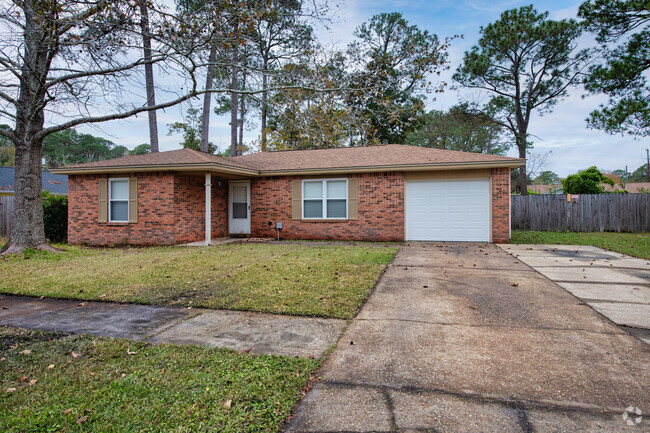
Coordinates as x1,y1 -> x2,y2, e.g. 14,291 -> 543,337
52,144 -> 524,245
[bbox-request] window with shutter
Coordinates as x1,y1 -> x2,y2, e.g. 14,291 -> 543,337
301,179 -> 348,219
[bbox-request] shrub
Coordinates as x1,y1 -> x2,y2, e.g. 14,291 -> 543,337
42,191 -> 68,243
562,166 -> 614,194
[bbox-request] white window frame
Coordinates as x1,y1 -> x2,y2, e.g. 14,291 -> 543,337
302,178 -> 348,220
108,178 -> 129,223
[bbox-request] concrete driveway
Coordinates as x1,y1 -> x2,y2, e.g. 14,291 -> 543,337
287,243 -> 649,432
500,244 -> 650,344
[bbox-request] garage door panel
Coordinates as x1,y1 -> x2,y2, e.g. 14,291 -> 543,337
406,179 -> 490,242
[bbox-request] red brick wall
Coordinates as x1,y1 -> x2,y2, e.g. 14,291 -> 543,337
68,172 -> 228,246
68,172 -> 176,245
250,172 -> 404,242
491,167 -> 511,243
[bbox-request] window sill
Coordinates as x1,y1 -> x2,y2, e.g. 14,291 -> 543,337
300,219 -> 349,223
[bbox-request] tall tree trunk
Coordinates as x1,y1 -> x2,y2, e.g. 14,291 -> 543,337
261,59 -> 269,152
201,44 -> 217,153
517,135 -> 528,196
238,67 -> 246,152
3,3 -> 57,255
230,34 -> 239,157
140,1 -> 159,153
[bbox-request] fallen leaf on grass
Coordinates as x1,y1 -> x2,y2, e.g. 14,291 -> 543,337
224,399 -> 232,409
71,352 -> 81,358
6,388 -> 16,393
28,379 -> 37,386
99,294 -> 107,298
20,376 -> 28,382
48,364 -> 54,369
20,350 -> 31,355
76,416 -> 88,424
63,409 -> 73,414
126,350 -> 137,355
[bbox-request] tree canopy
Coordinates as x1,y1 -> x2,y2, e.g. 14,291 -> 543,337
347,12 -> 450,144
405,103 -> 509,155
579,0 -> 650,136
43,130 -> 128,169
533,171 -> 560,185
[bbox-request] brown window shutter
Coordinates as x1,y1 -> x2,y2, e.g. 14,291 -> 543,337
348,178 -> 358,220
128,177 -> 138,223
291,179 -> 301,220
98,178 -> 108,223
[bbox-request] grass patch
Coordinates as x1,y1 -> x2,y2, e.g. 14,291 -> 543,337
0,243 -> 396,319
0,326 -> 319,432
511,231 -> 650,260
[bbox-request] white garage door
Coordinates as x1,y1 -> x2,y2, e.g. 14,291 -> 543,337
405,179 -> 490,241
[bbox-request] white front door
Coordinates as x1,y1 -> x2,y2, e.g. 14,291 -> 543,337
229,181 -> 251,235
405,179 -> 490,242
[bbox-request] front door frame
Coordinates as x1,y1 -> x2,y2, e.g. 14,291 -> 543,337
228,180 -> 251,235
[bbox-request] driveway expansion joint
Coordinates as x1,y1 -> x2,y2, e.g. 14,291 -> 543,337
318,380 -> 628,416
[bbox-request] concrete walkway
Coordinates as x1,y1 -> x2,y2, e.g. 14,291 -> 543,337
500,244 -> 650,344
0,295 -> 345,358
287,242 -> 650,432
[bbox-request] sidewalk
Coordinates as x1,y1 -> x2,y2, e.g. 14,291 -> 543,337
0,295 -> 345,358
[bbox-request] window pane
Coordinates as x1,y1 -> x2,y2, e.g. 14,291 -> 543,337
233,202 -> 247,219
110,180 -> 129,200
303,181 -> 323,199
110,201 -> 128,221
327,199 -> 346,218
327,180 -> 346,198
304,200 -> 323,218
233,186 -> 247,203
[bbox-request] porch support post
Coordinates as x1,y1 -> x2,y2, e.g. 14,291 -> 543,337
205,173 -> 211,246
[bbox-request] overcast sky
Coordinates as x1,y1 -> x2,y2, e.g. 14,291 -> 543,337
78,0 -> 649,178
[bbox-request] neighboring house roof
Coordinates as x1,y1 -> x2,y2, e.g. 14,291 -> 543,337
53,144 -> 524,176
528,184 -> 563,194
604,182 -> 650,193
0,167 -> 68,195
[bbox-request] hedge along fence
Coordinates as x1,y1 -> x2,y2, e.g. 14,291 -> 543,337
0,193 -> 68,242
512,193 -> 650,233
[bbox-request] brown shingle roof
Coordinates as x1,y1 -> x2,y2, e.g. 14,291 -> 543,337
231,144 -> 523,172
60,148 -> 252,170
54,144 -> 524,174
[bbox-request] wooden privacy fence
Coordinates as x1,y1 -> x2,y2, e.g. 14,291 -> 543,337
512,194 -> 650,232
0,195 -> 13,237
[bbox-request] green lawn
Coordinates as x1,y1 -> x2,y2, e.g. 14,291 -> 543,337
511,231 -> 650,260
0,327 -> 319,432
0,243 -> 396,319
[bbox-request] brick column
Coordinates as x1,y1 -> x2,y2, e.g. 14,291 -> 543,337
491,167 -> 511,243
